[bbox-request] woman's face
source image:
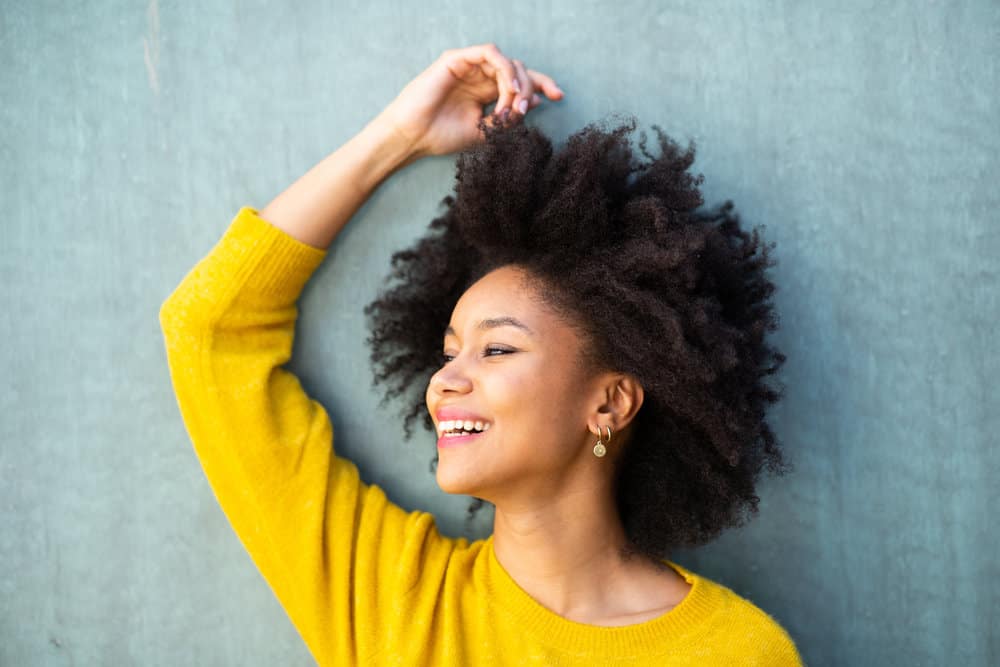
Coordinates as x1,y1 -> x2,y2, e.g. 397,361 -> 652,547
425,264 -> 605,504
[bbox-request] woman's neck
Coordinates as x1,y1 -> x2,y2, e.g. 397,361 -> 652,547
490,483 -> 689,624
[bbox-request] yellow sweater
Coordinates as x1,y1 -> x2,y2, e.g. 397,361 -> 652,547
159,206 -> 804,666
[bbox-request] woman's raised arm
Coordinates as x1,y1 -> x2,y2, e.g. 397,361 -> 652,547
261,42 -> 563,250
259,117 -> 417,250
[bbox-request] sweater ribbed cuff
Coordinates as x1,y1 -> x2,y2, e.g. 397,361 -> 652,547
220,206 -> 328,305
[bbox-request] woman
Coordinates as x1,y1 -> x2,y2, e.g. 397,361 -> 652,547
160,43 -> 803,665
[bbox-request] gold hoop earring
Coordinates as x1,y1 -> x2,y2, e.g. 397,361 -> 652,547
593,425 -> 612,458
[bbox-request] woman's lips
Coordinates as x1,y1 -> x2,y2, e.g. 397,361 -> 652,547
437,429 -> 487,448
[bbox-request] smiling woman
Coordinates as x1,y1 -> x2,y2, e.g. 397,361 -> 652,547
161,42 -> 802,666
363,113 -> 800,659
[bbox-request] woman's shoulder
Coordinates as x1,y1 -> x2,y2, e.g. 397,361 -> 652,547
667,561 -> 804,663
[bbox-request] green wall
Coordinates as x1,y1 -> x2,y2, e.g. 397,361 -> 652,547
2,1 -> 997,665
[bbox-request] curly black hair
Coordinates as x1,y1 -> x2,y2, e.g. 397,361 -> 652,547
362,113 -> 791,562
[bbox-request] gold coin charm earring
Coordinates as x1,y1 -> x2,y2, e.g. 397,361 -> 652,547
593,425 -> 612,458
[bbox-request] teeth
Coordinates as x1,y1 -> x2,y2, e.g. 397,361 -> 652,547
437,419 -> 492,435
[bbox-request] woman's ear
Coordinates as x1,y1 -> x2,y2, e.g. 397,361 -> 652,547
591,372 -> 644,432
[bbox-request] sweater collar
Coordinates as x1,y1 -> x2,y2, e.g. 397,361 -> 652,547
476,534 -> 728,656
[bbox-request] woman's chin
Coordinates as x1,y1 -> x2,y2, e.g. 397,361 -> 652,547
435,462 -> 484,497
435,471 -> 475,496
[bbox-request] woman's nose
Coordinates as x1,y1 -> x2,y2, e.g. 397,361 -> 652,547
430,363 -> 473,395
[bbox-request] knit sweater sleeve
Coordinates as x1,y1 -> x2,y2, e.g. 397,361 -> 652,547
158,206 -> 451,666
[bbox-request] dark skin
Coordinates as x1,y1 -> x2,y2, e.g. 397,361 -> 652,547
426,263 -> 691,625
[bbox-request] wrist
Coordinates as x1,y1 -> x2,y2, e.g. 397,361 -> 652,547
360,113 -> 422,176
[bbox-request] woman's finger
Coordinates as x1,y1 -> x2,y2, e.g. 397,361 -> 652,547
526,67 -> 564,100
450,43 -> 519,114
511,59 -> 533,115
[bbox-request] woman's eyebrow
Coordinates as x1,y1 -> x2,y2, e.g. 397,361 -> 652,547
444,316 -> 534,338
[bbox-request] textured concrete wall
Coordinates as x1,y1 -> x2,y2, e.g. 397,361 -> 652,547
2,1 -> 996,665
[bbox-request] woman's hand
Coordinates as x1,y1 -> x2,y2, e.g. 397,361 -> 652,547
373,43 -> 564,161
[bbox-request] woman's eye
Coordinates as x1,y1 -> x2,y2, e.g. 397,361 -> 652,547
439,347 -> 512,364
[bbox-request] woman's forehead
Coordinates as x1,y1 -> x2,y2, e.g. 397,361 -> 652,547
448,266 -> 555,336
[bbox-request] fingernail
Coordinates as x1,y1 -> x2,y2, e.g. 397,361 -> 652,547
512,77 -> 521,93
518,99 -> 528,114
